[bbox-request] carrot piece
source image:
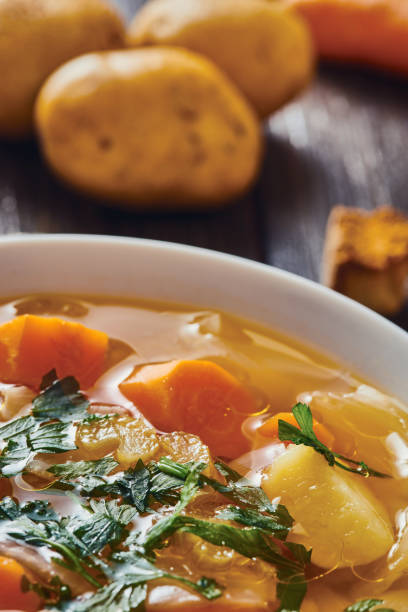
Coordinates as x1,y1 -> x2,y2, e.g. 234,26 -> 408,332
119,359 -> 257,458
284,0 -> 408,75
259,411 -> 335,449
0,556 -> 41,611
0,314 -> 108,390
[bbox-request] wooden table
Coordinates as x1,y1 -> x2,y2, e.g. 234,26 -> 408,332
1,0 -> 408,330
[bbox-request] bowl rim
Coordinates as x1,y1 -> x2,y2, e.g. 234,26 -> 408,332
0,232 -> 407,401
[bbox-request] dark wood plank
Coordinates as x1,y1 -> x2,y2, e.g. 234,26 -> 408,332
261,65 -> 408,282
0,137 -> 262,260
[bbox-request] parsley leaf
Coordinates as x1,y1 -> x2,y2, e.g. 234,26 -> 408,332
212,461 -> 293,527
71,499 -> 137,555
0,375 -> 91,478
217,505 -> 290,540
5,515 -> 100,587
29,422 -> 76,453
22,575 -> 72,605
0,497 -> 139,589
53,554 -> 222,611
0,422 -> 76,477
155,457 -> 293,531
48,457 -> 119,479
141,463 -> 308,612
143,462 -> 205,554
149,460 -> 186,503
32,376 -> 89,423
278,403 -> 391,478
0,415 -> 36,439
343,599 -> 397,612
110,552 -> 223,600
58,460 -> 152,512
0,434 -> 32,477
105,461 -> 151,512
143,514 -> 307,611
53,582 -> 147,612
0,497 -> 58,522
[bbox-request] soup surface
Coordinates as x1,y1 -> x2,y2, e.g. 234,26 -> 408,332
0,294 -> 407,612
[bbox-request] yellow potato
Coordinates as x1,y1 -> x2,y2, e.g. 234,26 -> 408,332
35,48 -> 262,208
0,0 -> 125,138
127,0 -> 315,118
263,445 -> 394,569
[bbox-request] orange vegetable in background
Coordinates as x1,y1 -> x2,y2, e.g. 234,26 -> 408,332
119,359 -> 256,458
0,556 -> 41,611
283,0 -> 408,75
259,410 -> 335,448
0,315 -> 108,390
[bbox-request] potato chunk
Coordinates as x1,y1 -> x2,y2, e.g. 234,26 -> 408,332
263,445 -> 394,569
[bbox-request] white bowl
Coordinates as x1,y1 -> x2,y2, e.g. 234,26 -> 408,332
0,233 -> 407,401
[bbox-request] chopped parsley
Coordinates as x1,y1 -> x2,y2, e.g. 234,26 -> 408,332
32,373 -> 89,423
0,375 -> 311,611
343,599 -> 398,612
0,373 -> 91,478
0,422 -> 76,477
48,457 -> 119,479
54,553 -> 223,611
278,403 -> 391,478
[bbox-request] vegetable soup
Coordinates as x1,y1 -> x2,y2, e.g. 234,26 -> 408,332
0,294 -> 407,612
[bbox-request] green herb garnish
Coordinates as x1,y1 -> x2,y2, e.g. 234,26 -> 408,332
33,372 -> 89,423
0,497 -> 58,522
48,457 -> 119,479
278,403 -> 391,478
156,456 -> 293,529
139,462 -> 308,612
0,374 -> 91,478
0,374 -> 98,478
6,515 -> 101,587
0,374 -> 311,611
343,599 -> 398,612
0,422 -> 76,477
22,575 -> 72,606
53,553 -> 222,611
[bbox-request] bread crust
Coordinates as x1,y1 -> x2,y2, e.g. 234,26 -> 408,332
322,205 -> 408,314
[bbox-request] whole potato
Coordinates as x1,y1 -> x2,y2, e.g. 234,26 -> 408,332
0,0 -> 125,138
35,48 -> 262,208
127,0 -> 315,118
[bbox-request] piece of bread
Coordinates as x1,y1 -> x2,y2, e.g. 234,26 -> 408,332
322,206 -> 408,315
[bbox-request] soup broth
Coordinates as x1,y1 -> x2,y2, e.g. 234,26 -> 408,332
0,294 -> 406,612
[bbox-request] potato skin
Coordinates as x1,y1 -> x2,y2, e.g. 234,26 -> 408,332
35,48 -> 262,209
0,0 -> 125,138
127,0 -> 315,118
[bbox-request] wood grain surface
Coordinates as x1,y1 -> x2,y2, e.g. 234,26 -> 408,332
1,0 -> 408,329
